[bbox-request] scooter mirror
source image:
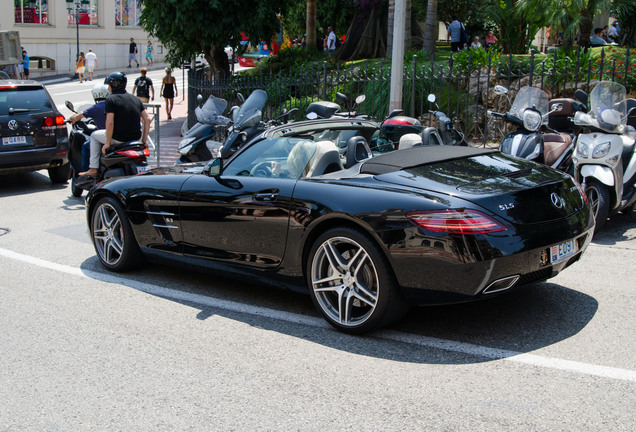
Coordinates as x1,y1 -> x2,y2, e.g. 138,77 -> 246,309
574,89 -> 588,106
336,92 -> 348,107
427,94 -> 436,103
306,112 -> 319,120
494,85 -> 509,95
196,94 -> 204,105
355,95 -> 366,105
65,101 -> 76,112
237,93 -> 245,104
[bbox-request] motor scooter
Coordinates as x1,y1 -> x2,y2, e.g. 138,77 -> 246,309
489,85 -> 579,174
66,101 -> 151,197
177,94 -> 231,162
305,92 -> 366,120
572,81 -> 636,232
426,93 -> 468,146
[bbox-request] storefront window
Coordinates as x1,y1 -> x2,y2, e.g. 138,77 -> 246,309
67,0 -> 98,26
115,0 -> 142,27
14,0 -> 49,24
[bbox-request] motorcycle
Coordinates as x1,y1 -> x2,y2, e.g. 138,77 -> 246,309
489,85 -> 579,174
426,93 -> 468,146
66,101 -> 151,197
177,94 -> 231,163
306,92 -> 366,120
572,80 -> 636,232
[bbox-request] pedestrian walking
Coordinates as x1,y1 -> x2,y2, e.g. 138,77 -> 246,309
85,49 -> 97,81
160,67 -> 177,120
447,15 -> 468,52
21,50 -> 29,79
133,67 -> 155,104
327,26 -> 337,56
128,38 -> 139,68
76,51 -> 86,83
145,41 -> 154,66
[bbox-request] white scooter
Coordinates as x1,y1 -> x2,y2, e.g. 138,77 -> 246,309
572,81 -> 636,232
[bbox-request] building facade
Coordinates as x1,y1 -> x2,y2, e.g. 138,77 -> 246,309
3,0 -> 164,77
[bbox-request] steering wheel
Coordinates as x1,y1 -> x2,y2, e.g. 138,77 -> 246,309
250,161 -> 280,177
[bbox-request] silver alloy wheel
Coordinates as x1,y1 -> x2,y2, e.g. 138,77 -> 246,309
310,236 -> 379,327
92,202 -> 124,266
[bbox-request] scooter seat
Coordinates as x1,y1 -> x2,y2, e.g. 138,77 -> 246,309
544,133 -> 572,166
107,141 -> 145,153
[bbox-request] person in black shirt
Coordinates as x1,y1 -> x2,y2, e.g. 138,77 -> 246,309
79,72 -> 150,177
128,38 -> 139,68
133,67 -> 155,103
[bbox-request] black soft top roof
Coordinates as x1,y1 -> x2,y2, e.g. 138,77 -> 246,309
360,146 -> 497,175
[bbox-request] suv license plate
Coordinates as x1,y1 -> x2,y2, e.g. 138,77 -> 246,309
136,166 -> 148,174
2,136 -> 27,145
550,239 -> 578,264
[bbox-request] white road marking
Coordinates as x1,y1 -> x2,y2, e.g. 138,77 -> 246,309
1,245 -> 634,383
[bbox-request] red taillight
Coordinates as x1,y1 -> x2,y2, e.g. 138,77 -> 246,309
44,117 -> 54,127
383,118 -> 416,125
0,85 -> 17,89
407,209 -> 507,234
55,115 -> 65,125
143,148 -> 150,156
117,149 -> 145,158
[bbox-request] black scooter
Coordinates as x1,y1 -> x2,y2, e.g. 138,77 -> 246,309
66,101 -> 150,197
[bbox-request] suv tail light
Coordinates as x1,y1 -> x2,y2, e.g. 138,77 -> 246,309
407,209 -> 507,234
43,115 -> 66,129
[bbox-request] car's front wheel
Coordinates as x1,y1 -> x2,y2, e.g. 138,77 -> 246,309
307,227 -> 408,334
48,163 -> 70,184
90,196 -> 143,272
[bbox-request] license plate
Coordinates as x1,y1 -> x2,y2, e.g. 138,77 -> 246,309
2,136 -> 27,145
136,165 -> 148,174
550,239 -> 578,264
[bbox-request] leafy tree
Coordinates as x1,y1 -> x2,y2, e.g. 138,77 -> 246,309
612,0 -> 636,46
282,0 -> 355,47
140,0 -> 291,76
488,0 -> 544,54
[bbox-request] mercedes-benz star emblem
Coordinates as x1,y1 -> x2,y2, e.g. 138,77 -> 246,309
551,192 -> 565,209
8,120 -> 18,130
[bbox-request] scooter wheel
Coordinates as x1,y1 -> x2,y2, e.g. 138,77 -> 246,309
585,179 -> 610,233
71,172 -> 83,197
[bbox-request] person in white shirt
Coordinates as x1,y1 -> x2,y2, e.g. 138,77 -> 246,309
470,36 -> 482,49
85,49 -> 98,81
327,26 -> 336,56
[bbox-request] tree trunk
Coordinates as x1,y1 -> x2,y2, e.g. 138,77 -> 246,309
339,6 -> 388,61
204,44 -> 230,80
306,0 -> 316,51
579,2 -> 596,48
387,0 -> 394,56
422,0 -> 437,54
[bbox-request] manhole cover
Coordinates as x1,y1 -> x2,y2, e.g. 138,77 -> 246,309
0,228 -> 10,236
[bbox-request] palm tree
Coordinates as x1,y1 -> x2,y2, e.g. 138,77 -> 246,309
422,0 -> 438,54
306,0 -> 316,51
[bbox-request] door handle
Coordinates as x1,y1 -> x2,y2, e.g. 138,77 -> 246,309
253,191 -> 278,201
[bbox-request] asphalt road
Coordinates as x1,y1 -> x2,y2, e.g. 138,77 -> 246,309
0,128 -> 635,429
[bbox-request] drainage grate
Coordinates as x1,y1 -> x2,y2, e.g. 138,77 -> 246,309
0,228 -> 10,236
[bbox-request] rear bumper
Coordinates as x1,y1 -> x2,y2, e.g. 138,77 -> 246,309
389,210 -> 595,305
0,140 -> 69,175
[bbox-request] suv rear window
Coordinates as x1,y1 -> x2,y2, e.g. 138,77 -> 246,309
0,87 -> 54,115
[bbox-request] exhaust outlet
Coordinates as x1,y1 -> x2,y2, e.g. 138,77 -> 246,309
482,275 -> 520,294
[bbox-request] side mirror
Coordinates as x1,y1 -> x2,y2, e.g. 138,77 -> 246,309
196,94 -> 204,105
236,93 -> 245,104
65,101 -> 76,113
494,85 -> 509,95
427,94 -> 436,103
355,95 -> 366,105
574,89 -> 588,106
203,157 -> 222,177
336,92 -> 348,107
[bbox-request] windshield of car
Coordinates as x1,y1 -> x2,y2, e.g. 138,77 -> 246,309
588,81 -> 627,132
509,86 -> 549,120
223,137 -> 316,179
0,88 -> 53,115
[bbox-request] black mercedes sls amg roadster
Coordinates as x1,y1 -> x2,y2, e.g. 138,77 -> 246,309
85,119 -> 594,333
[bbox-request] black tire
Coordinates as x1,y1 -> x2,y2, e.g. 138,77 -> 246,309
48,163 -> 70,184
306,227 -> 409,334
70,170 -> 83,197
90,196 -> 143,272
585,179 -> 611,233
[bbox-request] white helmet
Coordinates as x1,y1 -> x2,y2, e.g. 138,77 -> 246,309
91,84 -> 110,101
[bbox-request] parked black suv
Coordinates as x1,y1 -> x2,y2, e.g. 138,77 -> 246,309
0,80 -> 69,182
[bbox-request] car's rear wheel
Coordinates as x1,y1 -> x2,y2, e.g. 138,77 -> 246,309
90,196 -> 143,272
307,227 -> 408,334
48,163 -> 70,184
585,179 -> 610,233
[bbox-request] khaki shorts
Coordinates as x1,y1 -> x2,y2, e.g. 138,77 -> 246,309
86,64 -> 95,73
77,66 -> 85,73
138,96 -> 149,104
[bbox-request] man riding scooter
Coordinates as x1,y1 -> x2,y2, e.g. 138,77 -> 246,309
68,84 -> 109,172
79,71 -> 150,177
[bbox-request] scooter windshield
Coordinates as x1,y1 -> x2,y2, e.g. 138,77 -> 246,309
233,89 -> 268,127
589,81 -> 627,132
509,87 -> 549,121
196,96 -> 230,125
